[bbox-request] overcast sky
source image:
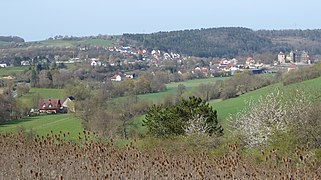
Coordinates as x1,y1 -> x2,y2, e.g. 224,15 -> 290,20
1,0 -> 321,41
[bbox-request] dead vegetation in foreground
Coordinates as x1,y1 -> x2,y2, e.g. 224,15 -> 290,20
0,131 -> 320,179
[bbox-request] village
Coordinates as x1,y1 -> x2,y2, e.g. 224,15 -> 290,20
0,43 -> 316,119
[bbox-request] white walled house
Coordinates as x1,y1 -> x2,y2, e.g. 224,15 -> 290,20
111,75 -> 122,82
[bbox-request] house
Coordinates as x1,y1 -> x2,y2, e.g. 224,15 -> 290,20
278,52 -> 286,64
38,99 -> 62,114
111,74 -> 122,82
62,96 -> 75,113
245,57 -> 256,66
125,74 -> 135,79
91,60 -> 102,67
0,76 -> 15,80
288,64 -> 297,72
20,61 -> 31,66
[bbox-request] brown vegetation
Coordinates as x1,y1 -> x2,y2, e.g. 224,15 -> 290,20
0,132 -> 320,179
282,64 -> 321,85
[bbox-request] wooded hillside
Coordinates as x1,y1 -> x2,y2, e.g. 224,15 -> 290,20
122,28 -> 321,58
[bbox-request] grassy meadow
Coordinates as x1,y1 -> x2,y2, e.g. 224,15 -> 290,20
211,76 -> 321,127
0,66 -> 30,77
0,114 -> 83,140
138,77 -> 229,103
37,38 -> 115,47
18,88 -> 65,105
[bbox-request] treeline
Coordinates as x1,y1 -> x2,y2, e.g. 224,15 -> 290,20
282,64 -> 321,85
0,36 -> 24,43
122,27 -> 321,58
193,72 -> 275,101
257,29 -> 321,41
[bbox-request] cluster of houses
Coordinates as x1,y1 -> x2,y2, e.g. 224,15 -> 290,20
209,57 -> 266,75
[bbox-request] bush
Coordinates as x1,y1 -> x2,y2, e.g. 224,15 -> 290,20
232,89 -> 319,148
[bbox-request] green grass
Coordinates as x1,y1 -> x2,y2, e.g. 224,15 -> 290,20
0,114 -> 83,140
0,41 -> 10,45
78,39 -> 115,46
0,66 -> 30,77
19,88 -> 65,105
128,76 -> 321,136
210,76 -> 321,127
38,39 -> 75,47
127,115 -> 147,137
37,38 -> 116,47
137,77 -> 228,103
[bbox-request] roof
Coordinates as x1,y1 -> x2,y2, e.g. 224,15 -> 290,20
38,99 -> 61,110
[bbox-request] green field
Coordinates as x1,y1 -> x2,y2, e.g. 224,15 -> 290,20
78,39 -> 115,46
128,76 -> 321,135
0,66 -> 30,77
211,76 -> 321,126
37,38 -> 116,47
0,114 -> 83,140
138,77 -> 228,103
18,88 -> 65,105
0,41 -> 10,45
3,76 -> 321,140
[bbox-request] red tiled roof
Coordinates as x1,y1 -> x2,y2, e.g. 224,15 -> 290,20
38,99 -> 61,110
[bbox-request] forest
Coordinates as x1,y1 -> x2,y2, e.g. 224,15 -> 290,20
122,27 -> 321,58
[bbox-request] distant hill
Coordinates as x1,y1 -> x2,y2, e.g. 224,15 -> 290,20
0,36 -> 24,43
121,27 -> 321,58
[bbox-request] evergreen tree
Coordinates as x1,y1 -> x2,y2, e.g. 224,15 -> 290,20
143,96 -> 223,137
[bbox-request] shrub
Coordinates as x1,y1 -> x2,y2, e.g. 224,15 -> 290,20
232,89 -> 316,148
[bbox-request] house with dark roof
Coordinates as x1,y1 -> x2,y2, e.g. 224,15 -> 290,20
38,99 -> 62,114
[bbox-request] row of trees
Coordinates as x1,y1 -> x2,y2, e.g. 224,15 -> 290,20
0,36 -> 24,43
192,72 -> 275,101
65,82 -> 150,138
282,64 -> 321,85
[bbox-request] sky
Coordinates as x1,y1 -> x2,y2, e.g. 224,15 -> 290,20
1,0 -> 321,41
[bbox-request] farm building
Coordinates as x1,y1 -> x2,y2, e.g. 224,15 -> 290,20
38,99 -> 62,114
62,96 -> 75,113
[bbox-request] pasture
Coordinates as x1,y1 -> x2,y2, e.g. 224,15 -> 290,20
210,76 -> 321,126
138,77 -> 228,103
0,114 -> 83,140
0,66 -> 30,77
37,38 -> 115,47
18,88 -> 65,105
